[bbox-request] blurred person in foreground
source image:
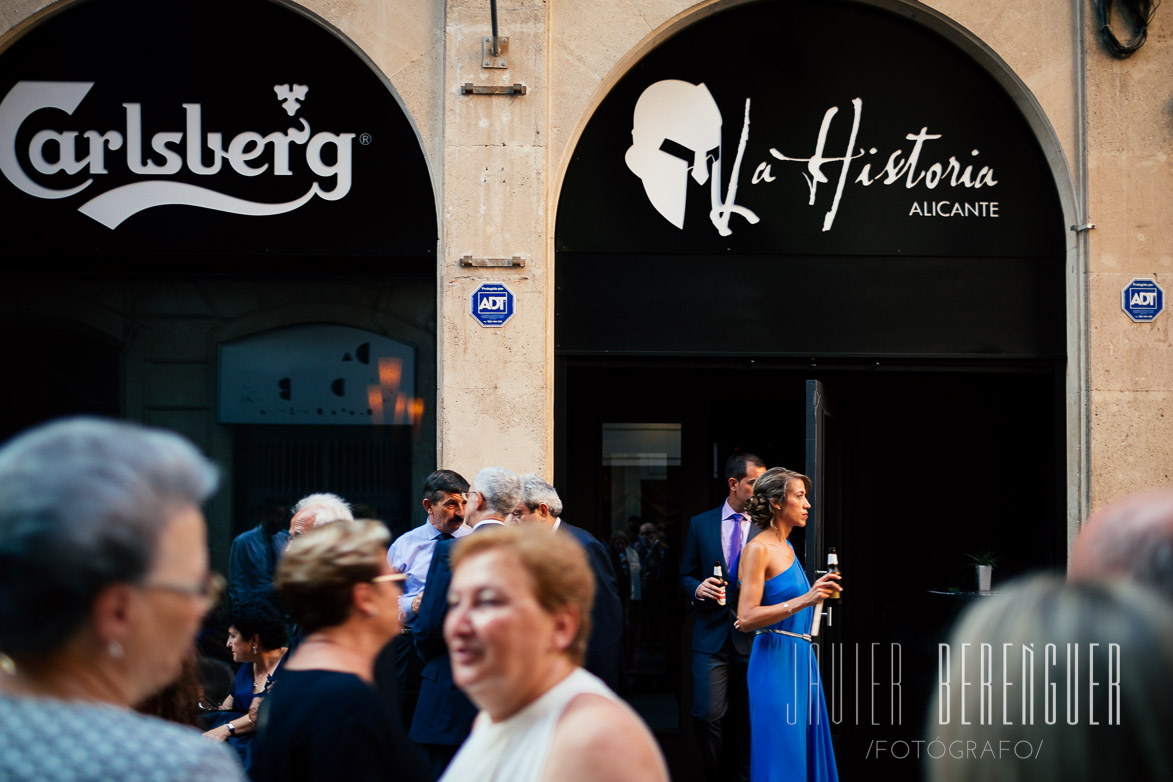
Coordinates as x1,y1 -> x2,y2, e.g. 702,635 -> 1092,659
929,574 -> 1173,782
1070,488 -> 1173,599
253,520 -> 427,782
0,417 -> 242,781
439,526 -> 668,782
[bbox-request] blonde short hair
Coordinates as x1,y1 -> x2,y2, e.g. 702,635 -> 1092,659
275,519 -> 389,634
451,526 -> 595,665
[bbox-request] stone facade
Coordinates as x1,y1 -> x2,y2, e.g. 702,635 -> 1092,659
1,0 -> 1169,562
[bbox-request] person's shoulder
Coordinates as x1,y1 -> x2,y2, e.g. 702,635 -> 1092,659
0,699 -> 244,781
278,668 -> 370,695
560,521 -> 597,543
273,670 -> 389,723
230,525 -> 262,546
744,533 -> 769,552
390,519 -> 431,549
547,692 -> 668,782
685,504 -> 722,522
687,505 -> 723,527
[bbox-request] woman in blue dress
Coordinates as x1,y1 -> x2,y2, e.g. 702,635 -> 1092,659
202,600 -> 289,776
736,468 -> 841,782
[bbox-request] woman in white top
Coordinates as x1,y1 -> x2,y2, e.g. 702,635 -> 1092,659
440,526 -> 668,782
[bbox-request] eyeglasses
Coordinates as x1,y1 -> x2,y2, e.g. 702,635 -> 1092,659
141,572 -> 225,605
462,490 -> 480,503
371,573 -> 408,585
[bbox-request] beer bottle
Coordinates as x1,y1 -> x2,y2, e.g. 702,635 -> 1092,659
825,548 -> 844,604
713,560 -> 727,605
827,547 -> 842,600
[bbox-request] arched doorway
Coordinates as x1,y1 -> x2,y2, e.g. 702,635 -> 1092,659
0,0 -> 439,559
554,1 -> 1070,777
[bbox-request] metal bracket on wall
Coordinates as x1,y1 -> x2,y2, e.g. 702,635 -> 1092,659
459,255 -> 527,268
460,83 -> 526,96
483,36 -> 509,68
1070,223 -> 1096,232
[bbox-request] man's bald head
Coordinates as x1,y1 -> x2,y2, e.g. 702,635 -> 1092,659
1070,489 -> 1173,600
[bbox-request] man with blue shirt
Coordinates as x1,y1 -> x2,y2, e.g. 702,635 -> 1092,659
681,452 -> 767,782
410,467 -> 517,777
381,470 -> 470,729
226,497 -> 289,608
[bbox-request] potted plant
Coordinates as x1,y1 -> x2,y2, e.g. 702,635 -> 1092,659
966,550 -> 999,592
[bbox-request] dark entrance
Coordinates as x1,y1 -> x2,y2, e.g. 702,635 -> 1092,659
556,357 -> 1064,779
554,1 -> 1069,779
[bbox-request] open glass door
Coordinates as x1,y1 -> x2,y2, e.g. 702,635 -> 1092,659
805,378 -> 846,733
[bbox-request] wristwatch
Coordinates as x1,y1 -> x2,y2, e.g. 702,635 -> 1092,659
226,722 -> 236,736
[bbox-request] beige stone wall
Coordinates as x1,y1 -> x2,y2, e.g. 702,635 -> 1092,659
6,0 -> 1170,526
436,0 -> 551,481
1084,11 -> 1173,508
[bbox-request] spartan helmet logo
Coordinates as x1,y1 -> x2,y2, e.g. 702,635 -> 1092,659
624,80 -> 723,229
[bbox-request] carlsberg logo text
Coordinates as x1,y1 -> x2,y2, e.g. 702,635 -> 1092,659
0,81 -> 354,228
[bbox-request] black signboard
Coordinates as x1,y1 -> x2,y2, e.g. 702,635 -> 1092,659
557,0 -> 1064,260
0,0 -> 435,256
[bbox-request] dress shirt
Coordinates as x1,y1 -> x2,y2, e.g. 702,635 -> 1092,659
387,519 -> 470,624
719,500 -> 750,574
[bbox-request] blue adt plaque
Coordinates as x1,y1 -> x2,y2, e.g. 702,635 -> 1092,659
1121,278 -> 1165,323
470,282 -> 516,327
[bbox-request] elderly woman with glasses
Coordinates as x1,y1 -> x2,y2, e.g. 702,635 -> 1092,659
439,526 -> 668,782
252,519 -> 428,782
0,417 -> 242,781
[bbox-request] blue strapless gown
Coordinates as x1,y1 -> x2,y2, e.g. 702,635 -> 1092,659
746,544 -> 839,782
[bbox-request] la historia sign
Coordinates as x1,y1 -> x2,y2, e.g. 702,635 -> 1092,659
625,81 -> 1001,238
558,1 -> 1065,262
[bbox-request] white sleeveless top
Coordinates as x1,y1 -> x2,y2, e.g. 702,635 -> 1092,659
439,668 -> 619,782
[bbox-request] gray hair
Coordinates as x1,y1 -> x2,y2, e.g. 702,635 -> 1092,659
292,492 -> 354,527
472,467 -> 522,519
1070,489 -> 1173,601
929,575 -> 1173,782
519,473 -> 563,517
0,417 -> 218,659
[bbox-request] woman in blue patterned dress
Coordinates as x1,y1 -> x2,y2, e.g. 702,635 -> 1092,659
736,467 -> 841,782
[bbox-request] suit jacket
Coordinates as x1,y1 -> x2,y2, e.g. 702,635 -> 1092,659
558,520 -> 624,692
680,505 -> 757,656
409,537 -> 477,746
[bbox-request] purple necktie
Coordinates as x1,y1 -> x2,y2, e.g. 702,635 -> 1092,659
727,513 -> 744,582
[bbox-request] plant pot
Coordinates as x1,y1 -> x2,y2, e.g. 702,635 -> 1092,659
975,564 -> 992,592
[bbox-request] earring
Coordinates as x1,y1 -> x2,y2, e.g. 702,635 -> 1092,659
252,644 -> 258,655
108,640 -> 124,659
0,652 -> 16,675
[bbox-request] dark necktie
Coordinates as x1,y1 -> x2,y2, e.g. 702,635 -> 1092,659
728,513 -> 744,582
439,532 -> 454,541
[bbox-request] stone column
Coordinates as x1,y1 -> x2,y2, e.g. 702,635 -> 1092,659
438,0 -> 551,478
